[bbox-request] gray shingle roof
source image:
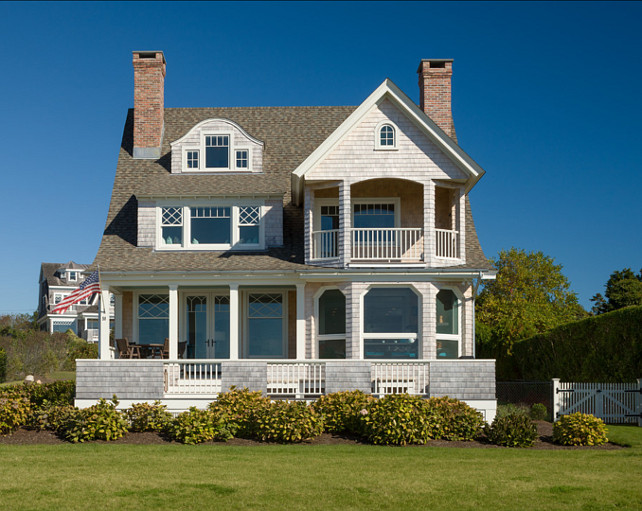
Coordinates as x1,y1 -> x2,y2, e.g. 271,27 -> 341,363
41,262 -> 91,286
94,106 -> 491,273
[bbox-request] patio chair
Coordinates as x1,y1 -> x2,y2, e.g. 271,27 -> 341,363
116,338 -> 141,359
161,337 -> 170,359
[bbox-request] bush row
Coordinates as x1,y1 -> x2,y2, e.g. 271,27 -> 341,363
0,386 -> 609,447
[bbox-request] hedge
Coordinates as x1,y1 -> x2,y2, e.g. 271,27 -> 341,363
509,305 -> 642,382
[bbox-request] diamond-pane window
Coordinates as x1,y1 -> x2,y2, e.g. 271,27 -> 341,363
138,294 -> 170,318
248,294 -> 282,318
239,206 -> 260,245
161,207 -> 183,245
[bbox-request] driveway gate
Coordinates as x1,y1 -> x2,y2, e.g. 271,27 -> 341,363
552,378 -> 642,425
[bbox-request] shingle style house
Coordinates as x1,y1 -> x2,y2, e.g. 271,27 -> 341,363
76,51 -> 497,419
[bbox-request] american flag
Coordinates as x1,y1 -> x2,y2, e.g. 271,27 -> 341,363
52,270 -> 101,314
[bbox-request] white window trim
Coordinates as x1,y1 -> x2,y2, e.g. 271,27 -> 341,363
234,148 -> 251,170
314,286 -> 347,359
313,198 -> 340,232
133,290 -> 170,344
242,290 -> 288,359
374,120 -> 399,151
155,200 -> 266,251
360,284 -> 421,360
68,271 -> 77,282
182,148 -> 201,170
202,132 -> 231,170
352,197 -> 401,228
435,286 -> 463,359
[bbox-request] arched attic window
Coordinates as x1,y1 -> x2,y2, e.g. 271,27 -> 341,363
375,121 -> 398,150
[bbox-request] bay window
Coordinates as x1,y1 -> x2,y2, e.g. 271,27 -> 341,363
363,287 -> 419,359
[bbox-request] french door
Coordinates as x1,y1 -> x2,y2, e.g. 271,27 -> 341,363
183,293 -> 230,359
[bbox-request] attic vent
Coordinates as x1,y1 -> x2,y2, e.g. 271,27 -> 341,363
431,61 -> 446,69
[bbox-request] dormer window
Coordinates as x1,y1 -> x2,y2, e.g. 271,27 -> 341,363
69,271 -> 77,282
375,121 -> 398,150
186,150 -> 199,169
205,135 -> 229,168
236,150 -> 249,169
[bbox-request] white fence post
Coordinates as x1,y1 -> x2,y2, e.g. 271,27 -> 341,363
638,378 -> 642,428
552,378 -> 561,422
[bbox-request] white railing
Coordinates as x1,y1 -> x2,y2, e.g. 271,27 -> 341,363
435,229 -> 460,259
351,228 -> 423,261
311,229 -> 339,259
371,362 -> 430,397
267,362 -> 326,398
83,328 -> 99,342
553,379 -> 641,425
164,361 -> 222,395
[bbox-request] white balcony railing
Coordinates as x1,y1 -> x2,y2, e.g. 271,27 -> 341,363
351,228 -> 423,261
267,362 -> 326,398
311,229 -> 339,259
435,229 -> 460,259
371,362 -> 430,396
164,361 -> 222,395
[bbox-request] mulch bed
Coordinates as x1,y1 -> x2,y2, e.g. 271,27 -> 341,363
0,421 -> 624,449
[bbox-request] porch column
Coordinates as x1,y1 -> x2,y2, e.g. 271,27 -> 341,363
296,283 -> 306,359
229,284 -> 239,360
168,284 -> 178,359
423,180 -> 435,265
113,293 -> 123,339
99,287 -> 111,359
339,180 -> 351,266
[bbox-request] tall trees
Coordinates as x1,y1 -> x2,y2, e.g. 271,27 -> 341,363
590,268 -> 642,314
476,248 -> 586,355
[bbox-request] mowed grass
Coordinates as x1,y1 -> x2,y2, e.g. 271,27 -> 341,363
1,425 -> 641,511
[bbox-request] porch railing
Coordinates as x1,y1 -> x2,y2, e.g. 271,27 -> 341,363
351,228 -> 423,261
371,362 -> 430,397
435,229 -> 460,259
267,362 -> 326,398
311,229 -> 339,259
164,361 -> 222,395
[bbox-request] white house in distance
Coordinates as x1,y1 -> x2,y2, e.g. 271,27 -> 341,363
75,51 -> 497,418
37,261 -> 114,341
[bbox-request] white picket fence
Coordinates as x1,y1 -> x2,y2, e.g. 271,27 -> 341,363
552,378 -> 642,425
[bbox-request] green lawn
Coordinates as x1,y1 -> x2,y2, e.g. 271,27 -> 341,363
1,425 -> 640,510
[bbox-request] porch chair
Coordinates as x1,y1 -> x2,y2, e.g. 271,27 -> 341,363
161,337 -> 170,359
116,338 -> 141,359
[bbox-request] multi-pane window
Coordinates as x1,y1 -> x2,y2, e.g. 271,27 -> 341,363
161,207 -> 183,245
138,294 -> 169,344
247,293 -> 284,357
379,124 -> 395,147
236,150 -> 249,169
318,289 -> 346,359
353,203 -> 396,228
187,150 -> 199,169
205,135 -> 229,168
238,206 -> 260,244
436,289 -> 460,359
69,271 -> 77,282
190,207 -> 231,245
363,288 -> 419,359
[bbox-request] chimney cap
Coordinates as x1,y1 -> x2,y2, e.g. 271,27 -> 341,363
417,59 -> 453,72
132,51 -> 166,64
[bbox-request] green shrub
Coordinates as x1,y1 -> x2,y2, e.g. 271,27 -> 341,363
424,396 -> 485,441
57,398 -> 128,443
252,400 -> 324,443
553,413 -> 608,446
530,403 -> 548,421
0,347 -> 6,382
208,387 -> 268,438
126,401 -> 173,432
485,413 -> 538,447
361,394 -> 435,446
26,381 -> 75,407
64,337 -> 98,370
496,403 -> 530,419
312,390 -> 374,436
26,402 -> 76,431
0,396 -> 31,434
163,407 -> 234,445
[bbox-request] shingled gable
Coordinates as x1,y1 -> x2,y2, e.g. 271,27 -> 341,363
291,78 -> 485,206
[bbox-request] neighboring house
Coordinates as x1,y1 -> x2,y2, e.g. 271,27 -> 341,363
76,51 -> 497,418
37,262 -> 114,341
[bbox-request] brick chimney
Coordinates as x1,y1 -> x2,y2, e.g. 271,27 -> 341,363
417,59 -> 456,142
132,51 -> 166,159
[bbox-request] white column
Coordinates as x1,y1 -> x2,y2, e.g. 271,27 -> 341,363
423,180 -> 435,266
552,378 -> 561,422
99,287 -> 111,359
229,284 -> 239,360
168,285 -> 178,359
296,283 -> 306,359
114,293 -> 123,339
339,180 -> 351,266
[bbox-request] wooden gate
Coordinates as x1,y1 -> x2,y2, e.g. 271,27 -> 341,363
552,379 -> 642,425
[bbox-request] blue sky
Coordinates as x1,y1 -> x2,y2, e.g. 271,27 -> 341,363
0,1 -> 640,314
